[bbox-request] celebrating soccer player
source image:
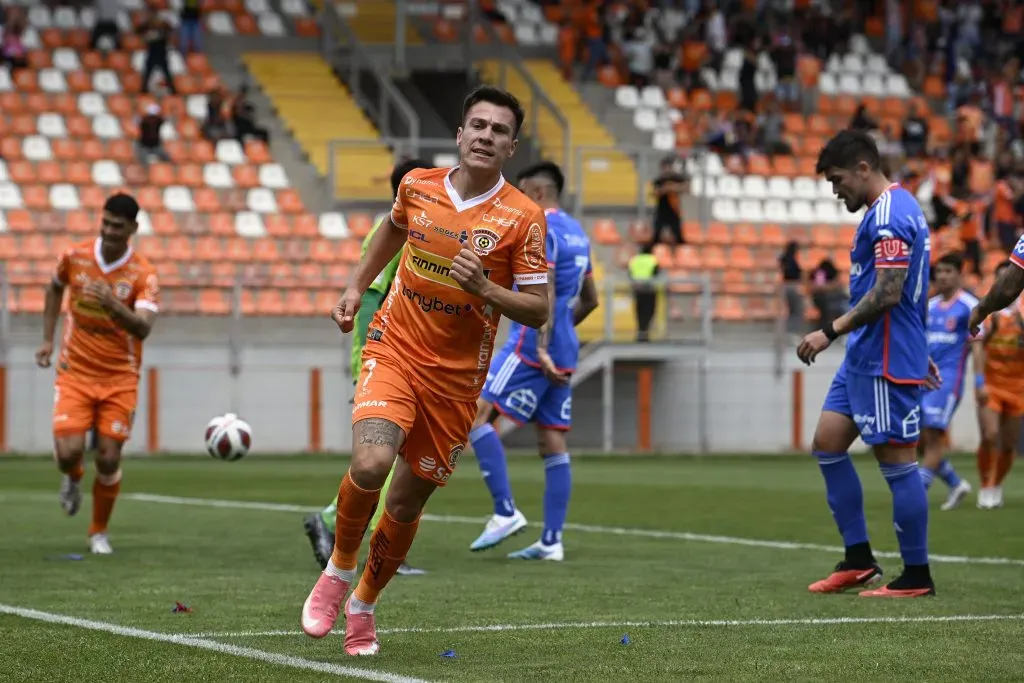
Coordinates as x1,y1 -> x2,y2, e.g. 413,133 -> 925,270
919,252 -> 974,509
970,260 -> 1024,509
300,86 -> 550,655
303,158 -> 432,577
35,193 -> 159,555
797,130 -> 937,598
467,161 -> 599,561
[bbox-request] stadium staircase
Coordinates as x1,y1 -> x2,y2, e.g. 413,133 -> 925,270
477,59 -> 639,207
344,0 -> 423,45
242,53 -> 394,203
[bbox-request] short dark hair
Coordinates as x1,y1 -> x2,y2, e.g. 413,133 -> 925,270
516,161 -> 565,196
815,129 -> 881,175
103,192 -> 139,221
462,85 -> 525,138
936,252 -> 964,272
390,158 -> 432,198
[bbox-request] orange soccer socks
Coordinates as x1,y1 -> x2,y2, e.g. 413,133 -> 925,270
88,469 -> 122,536
329,472 -> 382,574
351,510 -> 420,612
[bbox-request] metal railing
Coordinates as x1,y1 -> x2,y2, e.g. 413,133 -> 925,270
320,3 -> 421,152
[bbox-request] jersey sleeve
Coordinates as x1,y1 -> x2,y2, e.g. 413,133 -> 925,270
511,207 -> 549,287
135,266 -> 160,313
871,195 -> 915,269
585,248 -> 594,278
1011,233 -> 1024,269
53,248 -> 72,286
545,222 -> 558,269
389,177 -> 411,230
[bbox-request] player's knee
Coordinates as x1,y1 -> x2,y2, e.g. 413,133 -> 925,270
349,449 -> 395,489
94,442 -> 123,475
53,437 -> 85,469
472,400 -> 497,429
538,428 -> 567,456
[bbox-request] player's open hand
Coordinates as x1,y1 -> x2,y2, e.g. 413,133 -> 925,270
796,329 -> 832,365
331,287 -> 362,334
83,279 -> 115,308
925,358 -> 943,391
34,341 -> 53,368
968,306 -> 987,338
451,248 -> 490,297
538,349 -> 570,386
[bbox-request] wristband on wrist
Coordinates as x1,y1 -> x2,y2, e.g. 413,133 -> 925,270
823,321 -> 838,341
976,374 -> 986,390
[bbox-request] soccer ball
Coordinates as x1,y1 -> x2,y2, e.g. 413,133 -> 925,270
205,413 -> 252,461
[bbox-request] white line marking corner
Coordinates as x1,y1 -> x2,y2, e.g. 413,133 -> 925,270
0,604 -> 431,683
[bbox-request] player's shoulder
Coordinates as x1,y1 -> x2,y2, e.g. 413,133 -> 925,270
885,186 -> 925,218
957,290 -> 980,309
928,293 -> 942,308
494,180 -> 543,219
127,246 -> 156,273
405,166 -> 447,183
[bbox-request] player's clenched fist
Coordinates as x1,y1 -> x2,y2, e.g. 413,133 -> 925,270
35,341 -> 53,368
331,287 -> 362,334
451,248 -> 491,297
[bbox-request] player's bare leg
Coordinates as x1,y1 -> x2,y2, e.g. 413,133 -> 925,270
470,399 -> 528,550
344,455 -> 437,655
54,434 -> 87,516
808,411 -> 884,593
86,435 -> 125,555
301,417 -> 404,639
508,426 -> 570,561
920,428 -> 971,511
859,443 -> 935,597
976,404 -> 1001,508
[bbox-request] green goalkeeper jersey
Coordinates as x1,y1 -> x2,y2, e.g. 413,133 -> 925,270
350,215 -> 403,380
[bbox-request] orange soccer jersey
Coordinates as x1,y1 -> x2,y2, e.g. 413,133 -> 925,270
980,304 -> 1024,417
52,238 -> 159,439
354,166 -> 547,485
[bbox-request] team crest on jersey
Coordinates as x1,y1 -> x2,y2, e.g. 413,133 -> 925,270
449,443 -> 464,467
471,228 -> 500,256
113,281 -> 133,300
946,317 -> 956,331
524,223 -> 544,269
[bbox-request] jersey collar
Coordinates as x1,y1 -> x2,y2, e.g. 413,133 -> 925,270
93,238 -> 133,274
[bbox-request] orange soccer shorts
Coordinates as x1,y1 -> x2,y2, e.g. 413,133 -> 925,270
353,352 -> 475,487
984,385 -> 1024,417
53,374 -> 138,441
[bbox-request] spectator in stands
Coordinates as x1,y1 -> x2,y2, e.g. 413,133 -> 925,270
628,244 -> 660,343
651,42 -> 675,91
701,0 -> 727,67
651,156 -> 689,245
0,10 -> 27,73
136,103 -> 170,164
179,0 -> 203,55
91,0 -> 121,51
738,41 -> 759,113
623,27 -> 655,87
992,169 -> 1022,251
901,101 -> 930,158
809,257 -> 846,330
231,84 -> 270,145
779,240 -> 804,339
139,7 -> 176,94
202,88 -> 229,141
757,98 -> 792,156
770,27 -> 799,110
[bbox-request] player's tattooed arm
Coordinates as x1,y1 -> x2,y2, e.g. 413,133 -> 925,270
355,418 -> 404,449
974,263 -> 1024,319
833,266 -> 908,336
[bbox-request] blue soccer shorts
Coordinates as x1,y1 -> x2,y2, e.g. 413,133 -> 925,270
920,385 -> 962,432
481,348 -> 572,430
822,361 -> 923,446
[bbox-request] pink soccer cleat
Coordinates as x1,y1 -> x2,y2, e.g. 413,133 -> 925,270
343,597 -> 380,656
300,571 -> 350,638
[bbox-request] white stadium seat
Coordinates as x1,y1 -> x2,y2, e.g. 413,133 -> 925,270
50,184 -> 81,211
258,163 -> 289,189
164,186 -> 196,212
22,135 -> 53,162
318,212 -> 350,239
203,163 -> 234,188
92,160 -> 124,187
615,86 -> 639,109
215,139 -> 245,165
0,184 -> 25,210
246,188 -> 278,213
77,92 -> 107,117
234,211 -> 267,237
38,113 -> 68,138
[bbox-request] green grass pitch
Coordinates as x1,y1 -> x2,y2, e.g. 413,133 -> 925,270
2,452 -> 1024,682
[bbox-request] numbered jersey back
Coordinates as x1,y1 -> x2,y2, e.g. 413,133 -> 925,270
845,185 -> 930,383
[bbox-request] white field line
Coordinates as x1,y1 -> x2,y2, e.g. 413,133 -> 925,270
123,492 -> 1024,568
0,604 -> 432,683
189,613 -> 1024,639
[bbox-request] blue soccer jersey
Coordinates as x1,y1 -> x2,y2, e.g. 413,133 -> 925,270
505,208 -> 592,373
921,290 -> 977,430
484,208 -> 592,429
845,185 -> 931,383
823,184 -> 930,445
